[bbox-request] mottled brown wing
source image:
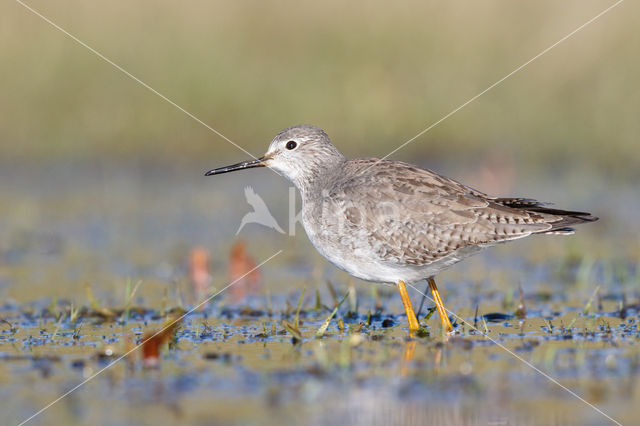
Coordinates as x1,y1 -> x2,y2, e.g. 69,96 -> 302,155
331,159 -> 555,266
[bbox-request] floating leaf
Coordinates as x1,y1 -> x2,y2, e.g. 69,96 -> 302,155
141,316 -> 182,369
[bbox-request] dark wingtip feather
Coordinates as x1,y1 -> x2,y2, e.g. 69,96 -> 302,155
495,198 -> 549,208
544,227 -> 575,235
496,197 -> 598,232
528,208 -> 599,224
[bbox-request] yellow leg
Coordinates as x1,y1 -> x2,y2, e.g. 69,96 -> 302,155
428,277 -> 453,332
397,280 -> 420,332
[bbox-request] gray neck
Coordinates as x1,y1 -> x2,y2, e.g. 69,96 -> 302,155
294,152 -> 346,200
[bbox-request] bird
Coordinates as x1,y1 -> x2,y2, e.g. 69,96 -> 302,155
236,186 -> 285,235
205,124 -> 598,333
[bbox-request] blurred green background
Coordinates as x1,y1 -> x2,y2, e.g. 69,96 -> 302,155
1,0 -> 638,177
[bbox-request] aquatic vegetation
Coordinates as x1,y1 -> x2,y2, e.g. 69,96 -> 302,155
316,292 -> 348,337
0,171 -> 637,424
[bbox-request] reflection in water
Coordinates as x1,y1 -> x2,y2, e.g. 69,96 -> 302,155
400,339 -> 416,377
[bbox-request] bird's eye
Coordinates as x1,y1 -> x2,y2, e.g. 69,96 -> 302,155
286,141 -> 297,150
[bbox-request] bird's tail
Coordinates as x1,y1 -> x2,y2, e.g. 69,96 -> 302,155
496,198 -> 598,235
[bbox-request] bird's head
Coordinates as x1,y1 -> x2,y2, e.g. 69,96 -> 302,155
205,125 -> 345,190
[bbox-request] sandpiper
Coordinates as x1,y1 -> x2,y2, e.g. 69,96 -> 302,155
206,125 -> 597,333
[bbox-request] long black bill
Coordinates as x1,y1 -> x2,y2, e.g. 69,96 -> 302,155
204,156 -> 267,176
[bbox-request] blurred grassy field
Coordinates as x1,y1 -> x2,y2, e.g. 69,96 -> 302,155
1,1 -> 638,177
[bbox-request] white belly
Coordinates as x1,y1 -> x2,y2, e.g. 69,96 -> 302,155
302,210 -> 481,284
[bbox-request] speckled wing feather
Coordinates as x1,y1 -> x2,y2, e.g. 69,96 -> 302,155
326,158 -> 596,267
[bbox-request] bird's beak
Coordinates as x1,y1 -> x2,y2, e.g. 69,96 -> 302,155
204,155 -> 269,176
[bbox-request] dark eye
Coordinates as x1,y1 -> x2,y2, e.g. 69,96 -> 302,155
286,140 -> 297,150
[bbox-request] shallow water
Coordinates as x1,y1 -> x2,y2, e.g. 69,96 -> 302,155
0,164 -> 638,425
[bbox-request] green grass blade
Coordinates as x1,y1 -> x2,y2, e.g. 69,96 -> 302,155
316,292 -> 348,337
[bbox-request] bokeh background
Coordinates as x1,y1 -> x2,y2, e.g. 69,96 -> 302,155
2,0 -> 638,294
2,1 -> 639,171
1,1 -> 639,425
